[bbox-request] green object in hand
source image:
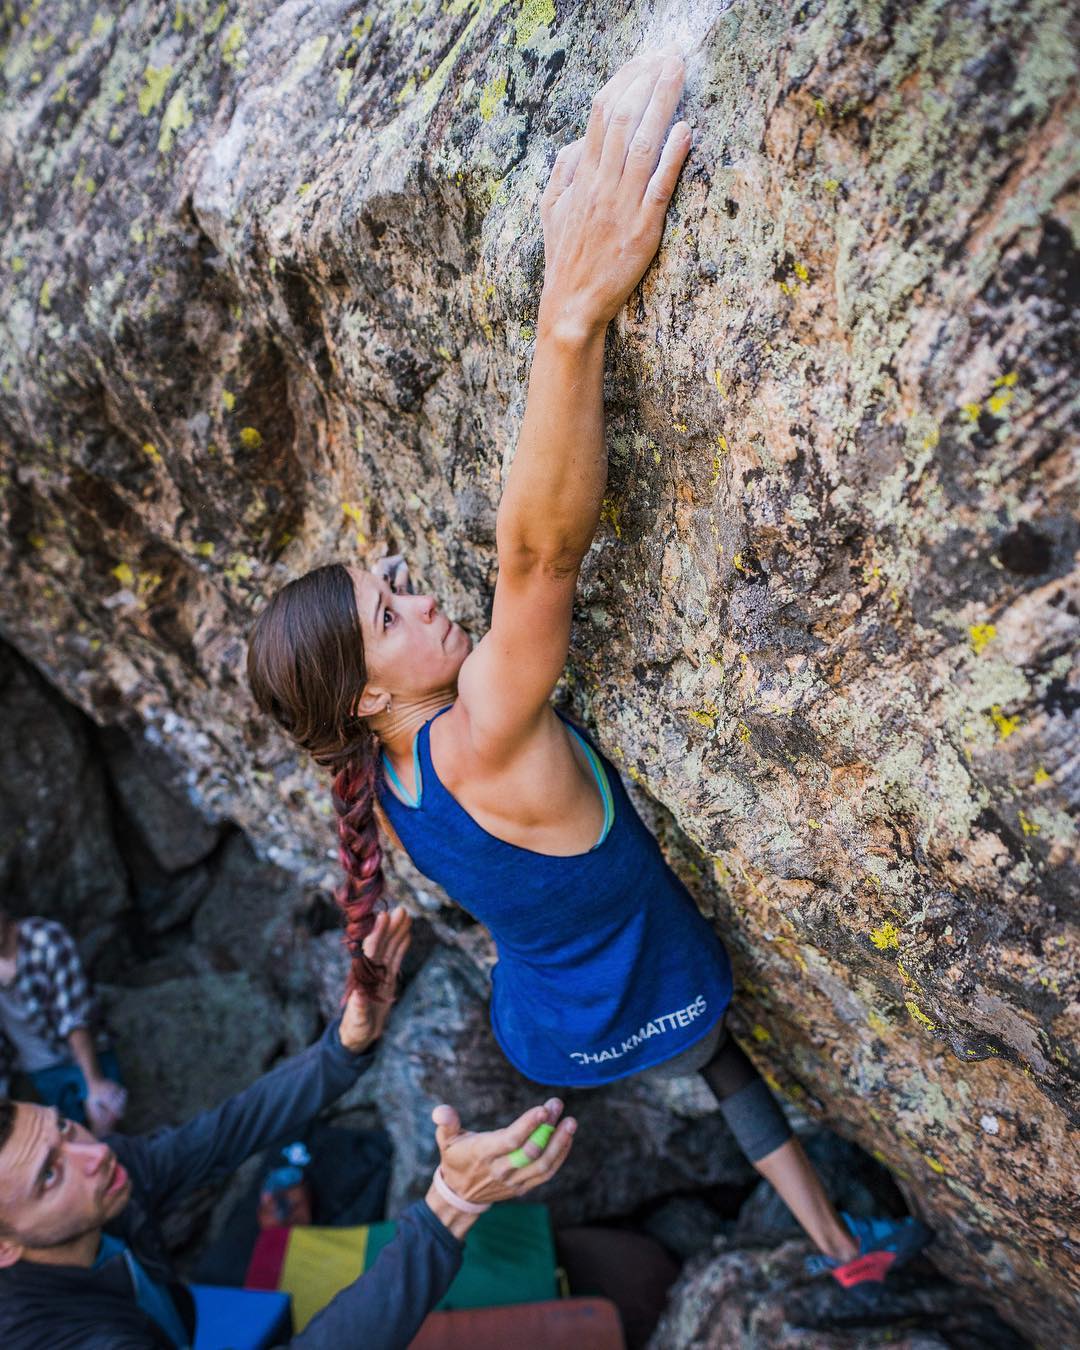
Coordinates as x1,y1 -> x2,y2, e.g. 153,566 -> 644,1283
508,1122 -> 555,1169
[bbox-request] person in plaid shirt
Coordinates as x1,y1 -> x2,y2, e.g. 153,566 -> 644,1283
0,910 -> 125,1137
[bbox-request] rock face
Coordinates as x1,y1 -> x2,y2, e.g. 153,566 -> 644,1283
0,1 -> 1076,1338
101,971 -> 285,1134
648,1238 -> 1027,1350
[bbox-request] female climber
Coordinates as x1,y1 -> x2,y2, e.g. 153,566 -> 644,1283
247,50 -> 929,1286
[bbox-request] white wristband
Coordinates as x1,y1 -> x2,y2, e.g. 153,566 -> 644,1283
431,1166 -> 491,1215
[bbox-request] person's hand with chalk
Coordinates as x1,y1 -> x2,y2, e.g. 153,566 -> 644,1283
423,1098 -> 576,1239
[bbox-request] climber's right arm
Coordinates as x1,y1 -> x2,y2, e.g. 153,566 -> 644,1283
457,51 -> 691,757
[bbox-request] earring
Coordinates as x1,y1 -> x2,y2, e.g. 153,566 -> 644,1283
384,697 -> 392,713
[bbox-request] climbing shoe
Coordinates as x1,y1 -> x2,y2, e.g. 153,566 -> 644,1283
805,1212 -> 934,1287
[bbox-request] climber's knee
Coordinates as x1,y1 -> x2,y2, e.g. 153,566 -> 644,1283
700,1033 -> 794,1164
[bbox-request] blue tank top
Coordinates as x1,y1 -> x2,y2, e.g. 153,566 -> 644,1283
377,708 -> 733,1086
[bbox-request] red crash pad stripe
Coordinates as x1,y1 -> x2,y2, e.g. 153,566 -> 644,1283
410,1297 -> 625,1349
244,1225 -> 291,1291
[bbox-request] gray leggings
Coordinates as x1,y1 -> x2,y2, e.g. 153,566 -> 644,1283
637,1016 -> 794,1164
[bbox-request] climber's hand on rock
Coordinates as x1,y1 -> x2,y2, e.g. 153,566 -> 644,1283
538,47 -> 692,340
338,905 -> 412,1054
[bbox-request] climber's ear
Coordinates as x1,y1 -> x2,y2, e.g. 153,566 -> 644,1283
354,684 -> 391,720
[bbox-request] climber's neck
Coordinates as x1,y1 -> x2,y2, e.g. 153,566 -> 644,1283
372,688 -> 457,760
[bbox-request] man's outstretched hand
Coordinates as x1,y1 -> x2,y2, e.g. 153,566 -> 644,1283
338,906 -> 412,1055
426,1099 -> 577,1239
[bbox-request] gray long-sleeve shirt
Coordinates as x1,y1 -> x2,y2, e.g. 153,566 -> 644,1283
0,1018 -> 464,1349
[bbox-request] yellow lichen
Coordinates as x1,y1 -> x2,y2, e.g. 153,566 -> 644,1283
221,21 -> 245,65
905,1000 -> 937,1031
924,1153 -> 946,1175
732,553 -> 751,576
968,622 -> 996,655
514,0 -> 555,47
871,921 -> 901,951
238,426 -> 263,449
157,88 -> 192,154
823,177 -> 839,192
750,1024 -> 771,1043
39,280 -> 52,310
807,818 -> 822,830
922,426 -> 940,450
224,553 -> 254,583
141,442 -> 162,464
987,390 -> 1013,415
193,541 -> 215,558
478,71 -> 507,121
867,1009 -> 890,1035
989,705 -> 1020,740
137,65 -> 173,116
688,704 -> 718,730
111,562 -> 135,587
1032,765 -> 1050,785
221,389 -> 235,411
992,371 -> 1018,388
961,401 -> 981,422
600,499 -> 622,539
1018,810 -> 1040,837
204,2 -> 227,35
793,260 -> 809,282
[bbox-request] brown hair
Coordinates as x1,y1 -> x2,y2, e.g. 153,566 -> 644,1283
247,564 -> 386,997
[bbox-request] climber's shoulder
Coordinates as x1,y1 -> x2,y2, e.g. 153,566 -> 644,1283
434,679 -> 563,776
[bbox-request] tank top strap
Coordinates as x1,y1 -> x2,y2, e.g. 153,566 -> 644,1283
559,717 -> 615,849
381,709 -> 450,811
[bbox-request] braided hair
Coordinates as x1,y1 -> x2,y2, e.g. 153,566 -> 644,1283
247,563 -> 386,997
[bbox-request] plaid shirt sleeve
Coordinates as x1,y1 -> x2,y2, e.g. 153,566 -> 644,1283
24,919 -> 96,1042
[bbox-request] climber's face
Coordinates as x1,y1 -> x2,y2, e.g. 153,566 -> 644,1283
348,559 -> 471,710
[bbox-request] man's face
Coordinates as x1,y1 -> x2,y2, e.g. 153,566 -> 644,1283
0,1103 -> 131,1261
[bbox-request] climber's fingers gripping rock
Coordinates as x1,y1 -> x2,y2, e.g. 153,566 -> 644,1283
539,48 -> 692,336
